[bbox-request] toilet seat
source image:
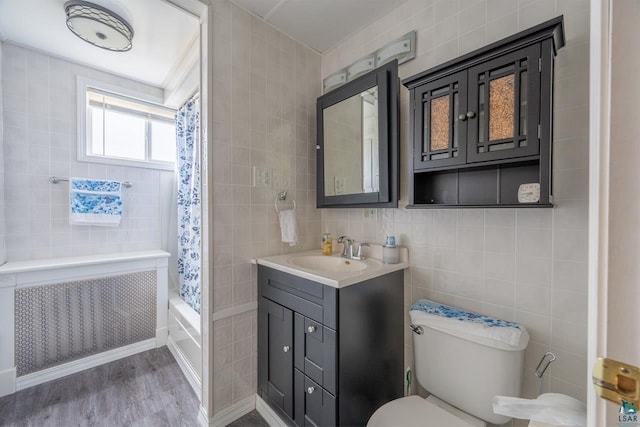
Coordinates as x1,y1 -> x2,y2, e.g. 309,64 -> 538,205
367,396 -> 479,427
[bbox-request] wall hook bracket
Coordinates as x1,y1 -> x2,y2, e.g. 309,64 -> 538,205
534,351 -> 556,378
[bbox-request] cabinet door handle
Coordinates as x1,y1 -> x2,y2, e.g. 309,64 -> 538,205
307,386 -> 315,394
458,113 -> 467,121
466,111 -> 476,119
283,346 -> 290,353
307,325 -> 317,333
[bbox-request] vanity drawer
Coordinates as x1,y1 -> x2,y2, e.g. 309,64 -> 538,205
259,266 -> 337,329
294,369 -> 336,427
294,313 -> 336,395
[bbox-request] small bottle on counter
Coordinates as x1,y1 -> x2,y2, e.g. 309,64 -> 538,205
383,235 -> 399,264
321,233 -> 333,256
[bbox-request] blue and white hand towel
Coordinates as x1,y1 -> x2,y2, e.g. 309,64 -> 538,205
409,299 -> 529,349
69,178 -> 122,226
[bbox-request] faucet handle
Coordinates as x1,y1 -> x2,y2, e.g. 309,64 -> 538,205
337,235 -> 350,243
356,242 -> 369,259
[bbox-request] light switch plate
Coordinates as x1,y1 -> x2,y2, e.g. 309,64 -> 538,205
253,166 -> 272,187
518,183 -> 540,203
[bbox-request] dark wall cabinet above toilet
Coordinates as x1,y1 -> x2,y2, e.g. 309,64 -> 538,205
403,16 -> 565,208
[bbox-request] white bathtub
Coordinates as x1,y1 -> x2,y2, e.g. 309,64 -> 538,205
167,292 -> 202,399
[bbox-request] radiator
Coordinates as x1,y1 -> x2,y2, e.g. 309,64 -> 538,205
14,271 -> 157,376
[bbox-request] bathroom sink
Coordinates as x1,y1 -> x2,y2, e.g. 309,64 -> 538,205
288,255 -> 371,273
256,249 -> 407,288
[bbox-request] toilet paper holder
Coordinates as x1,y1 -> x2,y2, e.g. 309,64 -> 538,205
534,352 -> 556,378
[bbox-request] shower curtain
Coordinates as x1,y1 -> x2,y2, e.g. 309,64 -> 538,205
176,97 -> 201,314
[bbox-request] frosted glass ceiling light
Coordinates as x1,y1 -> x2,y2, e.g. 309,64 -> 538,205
64,1 -> 134,52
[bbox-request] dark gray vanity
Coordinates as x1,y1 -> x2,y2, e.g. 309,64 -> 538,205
257,261 -> 404,427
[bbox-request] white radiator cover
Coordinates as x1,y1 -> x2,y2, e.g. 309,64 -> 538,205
0,250 -> 169,396
15,271 -> 157,376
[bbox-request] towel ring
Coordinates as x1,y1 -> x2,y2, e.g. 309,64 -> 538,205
275,191 -> 296,212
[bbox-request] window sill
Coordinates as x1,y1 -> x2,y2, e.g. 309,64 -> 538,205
78,154 -> 176,171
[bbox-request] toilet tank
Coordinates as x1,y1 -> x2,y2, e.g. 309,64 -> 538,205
411,313 -> 528,425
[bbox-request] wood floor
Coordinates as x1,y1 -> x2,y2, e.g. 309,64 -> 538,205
0,347 -> 200,427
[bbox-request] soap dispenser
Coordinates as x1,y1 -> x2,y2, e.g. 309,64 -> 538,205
321,233 -> 332,256
383,236 -> 399,264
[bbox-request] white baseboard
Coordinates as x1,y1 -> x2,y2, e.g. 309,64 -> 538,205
156,326 -> 168,346
256,394 -> 288,427
197,405 -> 210,427
16,338 -> 156,391
0,367 -> 16,397
206,395 -> 256,427
167,335 -> 201,400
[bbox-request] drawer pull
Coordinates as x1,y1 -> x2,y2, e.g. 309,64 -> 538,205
307,386 -> 315,394
307,325 -> 317,333
283,346 -> 290,353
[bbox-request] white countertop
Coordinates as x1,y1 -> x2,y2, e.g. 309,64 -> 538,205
252,246 -> 408,288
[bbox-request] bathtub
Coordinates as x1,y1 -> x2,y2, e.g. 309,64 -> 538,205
167,292 -> 202,399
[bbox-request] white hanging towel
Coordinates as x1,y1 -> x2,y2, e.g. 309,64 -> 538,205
278,209 -> 298,246
69,178 -> 123,226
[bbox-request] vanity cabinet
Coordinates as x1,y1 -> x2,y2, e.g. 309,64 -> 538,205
258,265 -> 403,427
404,16 -> 564,208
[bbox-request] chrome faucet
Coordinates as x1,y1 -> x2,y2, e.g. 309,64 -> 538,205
337,236 -> 353,258
337,236 -> 369,260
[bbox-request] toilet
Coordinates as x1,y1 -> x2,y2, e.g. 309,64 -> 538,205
368,300 -> 530,427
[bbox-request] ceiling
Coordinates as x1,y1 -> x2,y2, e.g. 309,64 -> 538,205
0,0 -> 407,87
230,0 -> 408,53
0,0 -> 199,88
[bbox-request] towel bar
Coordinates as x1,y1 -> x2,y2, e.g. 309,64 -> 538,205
49,176 -> 133,188
275,191 -> 296,212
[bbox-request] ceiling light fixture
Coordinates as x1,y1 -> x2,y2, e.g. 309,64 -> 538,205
64,1 -> 134,52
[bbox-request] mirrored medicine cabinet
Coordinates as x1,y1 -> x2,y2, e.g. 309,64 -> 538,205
316,60 -> 399,208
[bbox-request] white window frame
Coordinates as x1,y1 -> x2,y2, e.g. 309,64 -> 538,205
77,77 -> 176,171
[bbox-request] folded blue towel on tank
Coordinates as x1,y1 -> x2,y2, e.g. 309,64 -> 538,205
409,299 -> 529,349
410,299 -> 522,329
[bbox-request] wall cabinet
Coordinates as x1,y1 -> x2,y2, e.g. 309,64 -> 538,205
258,266 -> 404,427
404,17 -> 564,208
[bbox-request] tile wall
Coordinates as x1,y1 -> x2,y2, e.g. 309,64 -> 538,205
0,41 -> 6,265
1,43 -> 175,262
321,0 -> 590,407
209,1 -> 321,415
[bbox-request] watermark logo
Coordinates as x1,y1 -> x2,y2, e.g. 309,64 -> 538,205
619,401 -> 639,426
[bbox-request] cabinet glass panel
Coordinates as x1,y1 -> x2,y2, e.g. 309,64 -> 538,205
489,74 -> 515,141
430,96 -> 450,151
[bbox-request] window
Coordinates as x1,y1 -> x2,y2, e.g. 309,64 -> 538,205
78,78 -> 176,170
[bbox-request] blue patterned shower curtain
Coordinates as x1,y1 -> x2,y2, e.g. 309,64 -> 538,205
176,97 -> 201,314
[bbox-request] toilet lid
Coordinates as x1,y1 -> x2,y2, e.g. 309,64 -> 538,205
367,396 -> 477,427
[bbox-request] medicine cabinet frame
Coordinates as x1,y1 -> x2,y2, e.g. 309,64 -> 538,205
316,60 -> 399,208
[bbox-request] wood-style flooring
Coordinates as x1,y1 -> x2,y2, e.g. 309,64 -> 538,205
0,347 -> 199,427
226,410 -> 269,427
